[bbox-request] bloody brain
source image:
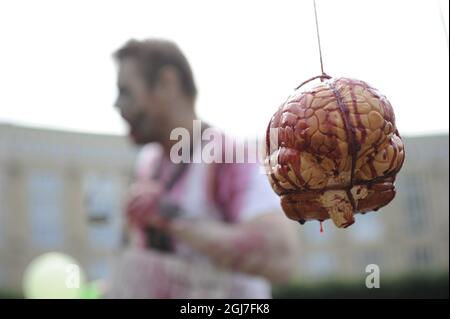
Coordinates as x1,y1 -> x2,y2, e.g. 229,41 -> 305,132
265,77 -> 405,228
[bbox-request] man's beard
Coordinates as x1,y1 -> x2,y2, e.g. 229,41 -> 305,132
129,113 -> 162,145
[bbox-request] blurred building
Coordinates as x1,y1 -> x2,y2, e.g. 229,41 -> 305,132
0,123 -> 136,292
0,123 -> 448,292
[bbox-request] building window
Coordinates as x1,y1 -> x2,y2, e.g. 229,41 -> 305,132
88,260 -> 109,281
82,174 -> 122,249
410,246 -> 433,269
401,174 -> 427,234
27,171 -> 63,248
305,251 -> 336,276
348,213 -> 383,243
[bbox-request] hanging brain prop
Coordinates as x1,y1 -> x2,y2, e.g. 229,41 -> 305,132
265,76 -> 405,228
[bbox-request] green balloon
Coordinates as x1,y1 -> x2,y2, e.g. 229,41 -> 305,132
23,252 -> 86,299
80,280 -> 102,299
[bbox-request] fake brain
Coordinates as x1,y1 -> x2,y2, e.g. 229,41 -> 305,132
265,77 -> 405,228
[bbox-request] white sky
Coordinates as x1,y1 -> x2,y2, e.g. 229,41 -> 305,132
0,0 -> 448,138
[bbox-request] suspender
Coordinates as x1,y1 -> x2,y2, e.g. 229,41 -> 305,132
145,123 -> 212,251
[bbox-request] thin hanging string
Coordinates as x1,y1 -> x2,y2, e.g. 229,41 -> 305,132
295,1 -> 330,90
313,0 -> 326,79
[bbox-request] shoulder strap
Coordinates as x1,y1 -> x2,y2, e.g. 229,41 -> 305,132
207,162 -> 230,222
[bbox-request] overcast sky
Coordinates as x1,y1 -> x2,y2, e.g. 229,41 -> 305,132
0,0 -> 448,139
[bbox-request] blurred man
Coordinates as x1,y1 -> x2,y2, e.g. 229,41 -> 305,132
108,39 -> 299,298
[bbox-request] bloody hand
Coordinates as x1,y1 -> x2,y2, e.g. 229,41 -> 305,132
126,181 -> 170,230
